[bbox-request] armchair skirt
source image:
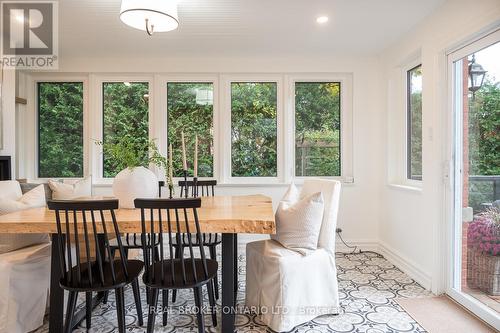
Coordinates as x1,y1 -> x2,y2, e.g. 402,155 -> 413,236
246,239 -> 339,332
0,243 -> 51,333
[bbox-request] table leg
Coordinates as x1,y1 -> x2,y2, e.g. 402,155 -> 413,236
49,233 -> 64,333
222,233 -> 236,333
234,234 -> 238,295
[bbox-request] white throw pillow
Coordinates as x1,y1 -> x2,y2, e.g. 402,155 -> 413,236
271,191 -> 324,255
0,184 -> 49,254
0,184 -> 46,215
49,176 -> 92,200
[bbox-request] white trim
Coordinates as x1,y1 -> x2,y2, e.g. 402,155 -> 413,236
444,28 -> 500,330
29,74 -> 90,181
24,71 -> 358,186
378,241 -> 433,291
220,74 -> 284,184
387,52 -> 423,188
90,74 -> 154,184
157,74 -> 219,180
285,73 -> 354,183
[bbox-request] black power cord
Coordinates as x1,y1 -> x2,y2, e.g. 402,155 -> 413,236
335,228 -> 358,254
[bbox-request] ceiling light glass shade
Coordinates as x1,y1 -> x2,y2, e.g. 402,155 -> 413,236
120,0 -> 179,34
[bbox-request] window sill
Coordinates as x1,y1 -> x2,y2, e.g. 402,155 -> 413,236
387,183 -> 423,193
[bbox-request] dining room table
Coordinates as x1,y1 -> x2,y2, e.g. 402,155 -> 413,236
0,194 -> 275,333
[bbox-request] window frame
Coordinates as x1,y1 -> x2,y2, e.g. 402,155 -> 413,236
158,74 -> 219,182
26,72 -> 356,186
90,74 -> 154,184
405,63 -> 423,183
286,74 -> 354,184
33,75 -> 89,181
220,74 -> 284,184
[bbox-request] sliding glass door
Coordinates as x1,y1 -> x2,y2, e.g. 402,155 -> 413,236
448,30 -> 500,329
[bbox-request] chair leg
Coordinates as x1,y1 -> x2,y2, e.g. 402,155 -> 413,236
162,289 -> 169,326
209,245 -> 219,300
172,246 -> 183,302
64,291 -> 78,333
193,287 -> 205,333
103,248 -> 117,304
207,281 -> 217,327
147,289 -> 159,333
132,278 -> 143,326
115,287 -> 126,333
85,292 -> 92,329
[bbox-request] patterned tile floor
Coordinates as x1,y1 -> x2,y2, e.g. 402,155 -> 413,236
36,249 -> 432,333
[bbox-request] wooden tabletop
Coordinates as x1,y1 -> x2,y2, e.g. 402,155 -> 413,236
0,195 -> 276,234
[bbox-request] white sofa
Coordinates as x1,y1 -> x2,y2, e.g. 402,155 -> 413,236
0,181 -> 51,333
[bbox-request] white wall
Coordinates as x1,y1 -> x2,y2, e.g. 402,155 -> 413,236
0,68 -> 16,178
379,0 -> 500,292
20,55 -> 384,248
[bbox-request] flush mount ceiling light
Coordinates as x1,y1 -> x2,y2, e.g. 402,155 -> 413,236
316,16 -> 329,24
120,0 -> 179,36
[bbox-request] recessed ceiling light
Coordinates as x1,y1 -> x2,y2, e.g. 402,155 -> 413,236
316,16 -> 329,24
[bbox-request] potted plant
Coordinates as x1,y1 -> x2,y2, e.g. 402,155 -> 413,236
466,207 -> 500,295
96,137 -> 167,209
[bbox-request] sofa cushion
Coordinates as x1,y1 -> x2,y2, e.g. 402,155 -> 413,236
48,177 -> 92,200
20,183 -> 52,202
0,184 -> 50,254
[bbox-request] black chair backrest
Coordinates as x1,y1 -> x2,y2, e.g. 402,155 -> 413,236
47,199 -> 129,287
134,198 -> 208,286
178,180 -> 216,197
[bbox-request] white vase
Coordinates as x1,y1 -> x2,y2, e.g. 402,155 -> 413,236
112,166 -> 158,209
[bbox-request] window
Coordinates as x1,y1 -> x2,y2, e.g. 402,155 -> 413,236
295,82 -> 341,177
407,65 -> 423,180
167,82 -> 214,177
230,82 -> 278,177
38,82 -> 84,178
102,82 -> 149,178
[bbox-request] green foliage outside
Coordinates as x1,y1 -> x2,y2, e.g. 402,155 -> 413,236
38,82 -> 84,178
468,80 -> 500,211
295,82 -> 341,176
167,83 -> 213,177
103,82 -> 149,178
409,66 -> 423,180
231,82 -> 277,177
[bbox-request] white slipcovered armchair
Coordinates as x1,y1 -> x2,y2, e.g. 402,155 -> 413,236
246,179 -> 341,332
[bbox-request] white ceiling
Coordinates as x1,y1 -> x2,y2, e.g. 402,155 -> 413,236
59,0 -> 446,59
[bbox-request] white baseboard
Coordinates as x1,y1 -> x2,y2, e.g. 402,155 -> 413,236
377,241 -> 433,290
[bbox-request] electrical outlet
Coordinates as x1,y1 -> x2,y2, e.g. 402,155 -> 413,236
336,228 -> 342,233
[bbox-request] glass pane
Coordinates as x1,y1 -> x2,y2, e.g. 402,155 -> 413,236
408,65 -> 423,180
167,82 -> 214,177
38,82 -> 84,178
295,82 -> 341,177
102,82 -> 149,178
231,82 -> 277,177
454,41 -> 500,314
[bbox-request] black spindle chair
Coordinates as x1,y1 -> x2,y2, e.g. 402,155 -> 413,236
173,180 -> 222,302
135,198 -> 218,333
47,199 -> 144,333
